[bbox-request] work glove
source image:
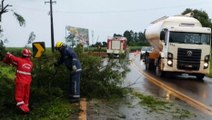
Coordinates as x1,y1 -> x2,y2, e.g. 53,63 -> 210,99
72,65 -> 77,71
6,52 -> 12,57
3,52 -> 12,65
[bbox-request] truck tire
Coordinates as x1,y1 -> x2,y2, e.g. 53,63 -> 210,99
155,60 -> 165,77
145,58 -> 150,71
140,54 -> 143,60
145,58 -> 155,71
196,74 -> 204,80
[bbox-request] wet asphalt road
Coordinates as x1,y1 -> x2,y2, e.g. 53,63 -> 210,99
86,54 -> 212,120
130,54 -> 212,109
120,53 -> 212,119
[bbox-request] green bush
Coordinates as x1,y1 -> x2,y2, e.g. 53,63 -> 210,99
84,47 -> 107,52
208,52 -> 212,77
0,45 -> 130,119
0,51 -> 73,119
78,50 -> 130,98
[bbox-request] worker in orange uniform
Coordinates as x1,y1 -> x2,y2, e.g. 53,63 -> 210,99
3,48 -> 33,113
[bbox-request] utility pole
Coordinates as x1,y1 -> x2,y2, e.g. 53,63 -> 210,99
45,0 -> 56,52
0,0 -> 12,32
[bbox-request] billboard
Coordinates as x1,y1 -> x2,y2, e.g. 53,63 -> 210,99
65,26 -> 89,47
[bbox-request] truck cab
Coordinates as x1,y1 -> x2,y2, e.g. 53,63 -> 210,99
144,15 -> 211,80
106,36 -> 127,58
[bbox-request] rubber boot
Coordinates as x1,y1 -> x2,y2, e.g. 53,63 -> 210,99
19,104 -> 30,113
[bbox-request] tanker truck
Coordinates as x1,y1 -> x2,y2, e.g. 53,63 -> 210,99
144,14 -> 211,80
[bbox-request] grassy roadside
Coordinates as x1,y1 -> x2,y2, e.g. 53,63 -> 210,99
208,57 -> 212,77
85,91 -> 197,120
0,64 -> 80,119
132,91 -> 196,119
0,45 -> 130,119
1,46 -> 211,119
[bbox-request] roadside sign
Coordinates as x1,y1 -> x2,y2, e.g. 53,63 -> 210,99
32,42 -> 45,58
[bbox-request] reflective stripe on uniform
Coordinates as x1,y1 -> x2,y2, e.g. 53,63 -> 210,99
12,61 -> 17,65
72,58 -> 78,61
76,69 -> 82,72
17,70 -> 31,75
17,101 -> 24,106
72,95 -> 80,98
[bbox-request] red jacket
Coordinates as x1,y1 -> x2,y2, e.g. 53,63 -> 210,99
5,54 -> 33,84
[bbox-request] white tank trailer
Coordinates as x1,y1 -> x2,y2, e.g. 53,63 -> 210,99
144,13 -> 211,80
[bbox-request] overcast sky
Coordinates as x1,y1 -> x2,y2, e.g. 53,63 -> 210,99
1,0 -> 212,47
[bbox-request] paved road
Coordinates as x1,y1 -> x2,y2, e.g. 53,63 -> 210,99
85,53 -> 212,120
120,53 -> 212,119
132,53 -> 212,110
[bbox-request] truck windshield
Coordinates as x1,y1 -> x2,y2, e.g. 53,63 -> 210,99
169,32 -> 210,45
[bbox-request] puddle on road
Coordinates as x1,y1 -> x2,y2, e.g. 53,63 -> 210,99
115,87 -> 212,120
124,64 -> 177,101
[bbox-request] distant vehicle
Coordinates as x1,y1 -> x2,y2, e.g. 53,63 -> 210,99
140,46 -> 152,60
144,13 -> 211,80
107,36 -> 127,57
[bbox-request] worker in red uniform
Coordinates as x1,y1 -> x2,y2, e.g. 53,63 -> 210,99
3,48 -> 33,113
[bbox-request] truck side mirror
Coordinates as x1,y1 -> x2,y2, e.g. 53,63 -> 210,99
160,31 -> 165,40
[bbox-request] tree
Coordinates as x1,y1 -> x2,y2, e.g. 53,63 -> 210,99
123,30 -> 132,45
129,30 -> 134,41
182,8 -> 212,28
134,32 -> 138,42
138,32 -> 144,42
0,0 -> 25,26
102,41 -> 107,47
0,0 -> 26,49
182,8 -> 212,47
113,33 -> 122,37
25,32 -> 36,48
13,12 -> 26,27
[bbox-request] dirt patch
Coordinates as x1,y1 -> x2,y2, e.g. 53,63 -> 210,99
69,103 -> 81,120
87,99 -> 126,120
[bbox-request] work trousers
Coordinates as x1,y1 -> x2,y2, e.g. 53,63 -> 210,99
69,71 -> 81,99
15,82 -> 30,106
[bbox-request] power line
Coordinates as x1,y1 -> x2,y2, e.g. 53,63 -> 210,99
12,1 -> 210,15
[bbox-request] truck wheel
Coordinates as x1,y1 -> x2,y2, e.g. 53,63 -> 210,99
145,58 -> 155,71
145,58 -> 150,71
196,74 -> 204,80
156,61 -> 164,77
